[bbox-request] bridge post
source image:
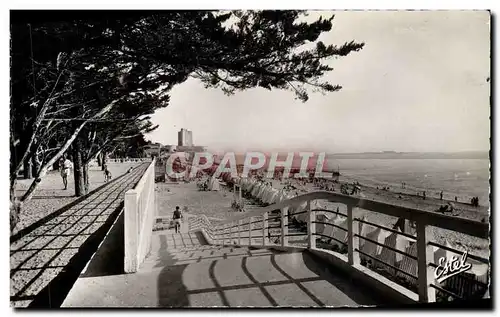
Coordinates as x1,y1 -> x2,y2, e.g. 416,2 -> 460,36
307,200 -> 316,249
281,207 -> 288,247
238,219 -> 241,245
263,212 -> 268,246
248,216 -> 253,246
416,221 -> 436,303
347,205 -> 360,266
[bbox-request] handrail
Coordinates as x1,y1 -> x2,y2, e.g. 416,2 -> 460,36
222,190 -> 488,239
205,186 -> 489,303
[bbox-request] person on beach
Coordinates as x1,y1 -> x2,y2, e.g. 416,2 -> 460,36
471,196 -> 479,207
59,156 -> 73,190
173,206 -> 183,233
440,191 -> 443,200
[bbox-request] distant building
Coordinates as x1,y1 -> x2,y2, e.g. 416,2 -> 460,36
176,145 -> 206,153
143,143 -> 177,158
178,128 -> 193,147
145,129 -> 206,161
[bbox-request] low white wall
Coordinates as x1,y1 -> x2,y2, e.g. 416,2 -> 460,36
124,159 -> 156,273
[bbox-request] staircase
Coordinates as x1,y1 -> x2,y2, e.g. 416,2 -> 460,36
141,230 -> 380,307
62,226 -> 383,307
61,181 -> 489,307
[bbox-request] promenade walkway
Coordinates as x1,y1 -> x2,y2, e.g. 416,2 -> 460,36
30,170 -> 489,308
10,163 -> 149,308
62,226 -> 384,307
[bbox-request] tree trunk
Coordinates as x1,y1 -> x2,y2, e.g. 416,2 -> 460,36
83,163 -> 90,194
73,138 -> 85,197
101,150 -> 107,171
31,155 -> 39,178
10,179 -> 20,232
97,153 -> 102,167
19,94 -> 117,203
10,197 -> 21,232
23,160 -> 32,179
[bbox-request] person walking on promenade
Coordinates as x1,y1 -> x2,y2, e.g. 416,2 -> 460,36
173,206 -> 183,233
103,164 -> 112,182
59,156 -> 73,190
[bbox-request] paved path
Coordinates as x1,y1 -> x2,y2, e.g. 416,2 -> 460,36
10,163 -> 150,308
13,162 -> 141,236
63,229 -> 382,307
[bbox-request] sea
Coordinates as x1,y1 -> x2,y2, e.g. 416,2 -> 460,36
214,153 -> 490,207
328,158 -> 490,206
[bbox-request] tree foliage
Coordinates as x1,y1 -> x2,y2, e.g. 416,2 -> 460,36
10,10 -> 364,230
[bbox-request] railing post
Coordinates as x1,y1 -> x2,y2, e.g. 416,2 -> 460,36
262,212 -> 268,246
238,219 -> 241,245
347,205 -> 360,266
239,185 -> 242,202
230,222 -> 234,245
416,221 -> 436,303
217,226 -> 222,245
307,200 -> 316,249
281,207 -> 288,247
223,224 -> 228,246
248,216 -> 253,246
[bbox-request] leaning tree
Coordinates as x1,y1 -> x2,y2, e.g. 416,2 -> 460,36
10,10 -> 364,231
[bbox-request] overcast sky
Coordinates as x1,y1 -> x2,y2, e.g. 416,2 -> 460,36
147,10 -> 490,153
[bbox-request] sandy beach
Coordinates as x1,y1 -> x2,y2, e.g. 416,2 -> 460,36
155,174 -> 489,259
305,179 -> 489,257
155,181 -> 259,226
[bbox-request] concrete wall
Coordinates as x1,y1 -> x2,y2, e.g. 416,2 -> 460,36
124,159 -> 156,273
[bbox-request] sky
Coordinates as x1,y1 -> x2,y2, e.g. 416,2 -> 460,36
146,10 -> 491,153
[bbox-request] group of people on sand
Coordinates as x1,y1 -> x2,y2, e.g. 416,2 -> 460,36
197,179 -> 209,191
471,196 -> 480,207
340,183 -> 360,195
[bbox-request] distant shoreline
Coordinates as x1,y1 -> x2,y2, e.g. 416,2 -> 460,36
209,151 -> 489,160
326,152 -> 489,160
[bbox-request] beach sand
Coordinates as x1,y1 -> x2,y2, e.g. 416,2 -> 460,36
155,181 -> 257,225
155,176 -> 490,259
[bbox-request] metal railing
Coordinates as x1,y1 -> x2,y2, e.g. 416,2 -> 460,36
200,189 -> 489,303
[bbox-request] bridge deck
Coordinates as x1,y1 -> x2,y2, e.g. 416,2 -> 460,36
62,229 -> 386,307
